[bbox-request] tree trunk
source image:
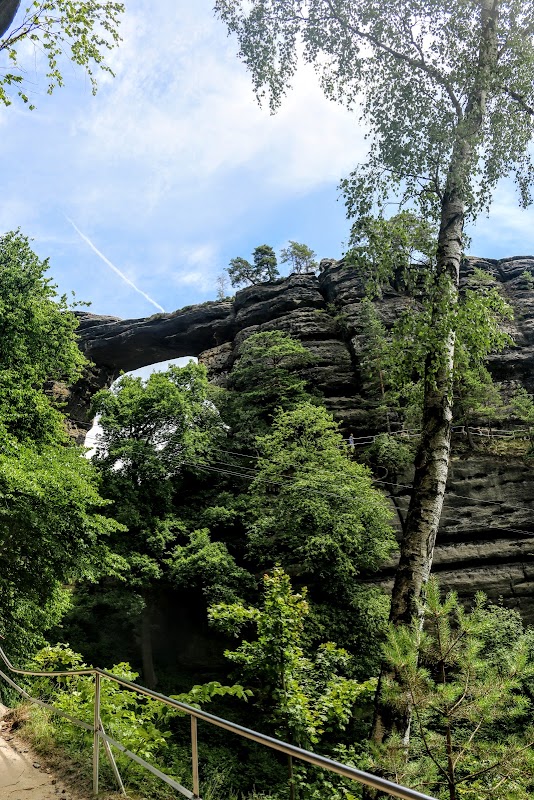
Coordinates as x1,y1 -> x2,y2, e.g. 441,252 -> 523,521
141,598 -> 158,689
371,191 -> 461,745
371,0 -> 498,749
388,190 -> 463,629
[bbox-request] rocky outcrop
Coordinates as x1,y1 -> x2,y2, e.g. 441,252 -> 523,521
72,256 -> 534,620
75,255 -> 534,426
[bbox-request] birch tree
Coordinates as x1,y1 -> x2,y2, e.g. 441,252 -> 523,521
214,0 -> 534,741
0,0 -> 123,108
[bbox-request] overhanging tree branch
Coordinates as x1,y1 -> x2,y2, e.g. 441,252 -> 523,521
505,87 -> 534,116
323,0 -> 464,120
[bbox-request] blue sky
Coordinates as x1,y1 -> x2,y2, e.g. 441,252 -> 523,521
1,0 -> 533,325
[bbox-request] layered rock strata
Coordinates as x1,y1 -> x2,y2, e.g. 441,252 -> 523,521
73,256 -> 534,620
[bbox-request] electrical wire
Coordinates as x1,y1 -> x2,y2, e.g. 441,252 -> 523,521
95,421 -> 534,534
191,450 -> 534,514
179,459 -> 369,501
178,456 -> 534,538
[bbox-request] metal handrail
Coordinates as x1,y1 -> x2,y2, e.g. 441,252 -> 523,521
0,644 -> 437,800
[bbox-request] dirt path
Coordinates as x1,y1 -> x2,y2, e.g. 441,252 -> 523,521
0,705 -> 96,800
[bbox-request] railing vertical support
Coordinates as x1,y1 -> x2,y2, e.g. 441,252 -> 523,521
100,718 -> 126,795
0,644 -> 439,800
93,672 -> 101,796
191,715 -> 200,798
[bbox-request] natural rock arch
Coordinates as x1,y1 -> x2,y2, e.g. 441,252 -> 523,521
71,257 -> 534,620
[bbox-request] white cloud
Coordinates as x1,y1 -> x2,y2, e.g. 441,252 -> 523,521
468,184 -> 534,258
2,0 -> 530,324
71,0 -> 365,216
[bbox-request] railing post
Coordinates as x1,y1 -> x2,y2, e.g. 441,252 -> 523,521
191,715 -> 200,798
93,672 -> 101,796
99,719 -> 126,795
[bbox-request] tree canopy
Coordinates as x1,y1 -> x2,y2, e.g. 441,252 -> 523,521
281,241 -> 318,274
0,0 -> 124,108
375,579 -> 534,800
248,402 -> 395,585
216,0 -> 534,217
227,244 -> 280,287
0,232 -> 121,659
215,0 -> 534,743
90,364 -> 246,686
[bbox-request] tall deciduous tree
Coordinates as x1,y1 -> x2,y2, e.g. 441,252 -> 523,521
248,402 -> 396,675
0,230 -> 86,445
214,0 -> 534,739
0,231 -> 120,659
0,0 -> 123,108
249,402 -> 395,585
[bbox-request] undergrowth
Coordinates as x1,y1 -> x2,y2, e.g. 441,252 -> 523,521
12,644 -> 287,800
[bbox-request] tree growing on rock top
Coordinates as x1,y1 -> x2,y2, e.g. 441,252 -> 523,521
214,0 -> 534,745
227,244 -> 280,287
281,240 -> 318,274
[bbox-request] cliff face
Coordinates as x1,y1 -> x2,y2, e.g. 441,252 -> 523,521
74,256 -> 534,620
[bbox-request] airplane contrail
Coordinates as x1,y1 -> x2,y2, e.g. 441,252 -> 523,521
66,217 -> 166,314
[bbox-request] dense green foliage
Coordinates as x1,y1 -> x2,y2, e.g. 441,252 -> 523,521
352,221 -> 515,440
222,330 -> 316,450
89,364 -> 249,686
1,234 -> 532,800
381,267 -> 514,431
0,232 -> 121,660
0,444 -> 120,658
24,643 -> 253,798
373,580 -> 534,800
210,568 -> 377,799
0,231 -> 86,444
0,0 -> 124,108
38,327 -> 399,796
249,403 -> 394,589
347,212 -> 437,298
228,244 -> 280,287
211,568 -> 376,747
214,0 -> 534,746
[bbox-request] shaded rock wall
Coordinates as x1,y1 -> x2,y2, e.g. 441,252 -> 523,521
73,257 -> 534,620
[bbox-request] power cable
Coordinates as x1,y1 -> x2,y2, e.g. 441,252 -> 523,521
193,451 -> 534,514
93,422 -> 534,531
178,457 -> 534,538
180,459 -> 368,501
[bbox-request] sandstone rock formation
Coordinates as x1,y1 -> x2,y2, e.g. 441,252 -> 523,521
73,256 -> 534,620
